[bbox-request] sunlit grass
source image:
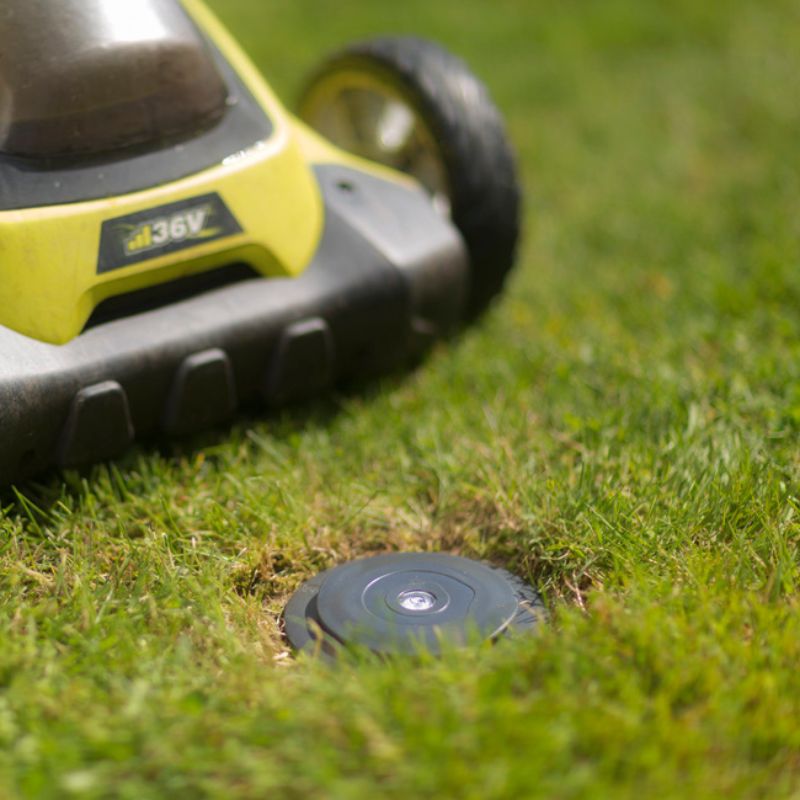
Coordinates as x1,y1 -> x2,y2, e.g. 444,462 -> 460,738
2,0 -> 800,796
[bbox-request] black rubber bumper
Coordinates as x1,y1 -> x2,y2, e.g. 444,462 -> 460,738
0,166 -> 468,484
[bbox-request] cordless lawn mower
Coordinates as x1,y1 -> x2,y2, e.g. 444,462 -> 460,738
0,0 -> 521,485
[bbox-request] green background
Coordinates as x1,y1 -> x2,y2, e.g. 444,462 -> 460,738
2,0 -> 800,796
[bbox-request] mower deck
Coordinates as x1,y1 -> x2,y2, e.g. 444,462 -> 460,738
0,166 -> 467,484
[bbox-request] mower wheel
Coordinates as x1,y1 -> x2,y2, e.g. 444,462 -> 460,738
299,36 -> 522,319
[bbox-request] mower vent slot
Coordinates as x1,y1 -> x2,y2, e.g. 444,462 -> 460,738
85,263 -> 259,330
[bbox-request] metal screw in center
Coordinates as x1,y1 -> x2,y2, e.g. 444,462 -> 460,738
397,589 -> 437,612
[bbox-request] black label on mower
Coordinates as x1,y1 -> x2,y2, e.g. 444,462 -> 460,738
97,193 -> 243,273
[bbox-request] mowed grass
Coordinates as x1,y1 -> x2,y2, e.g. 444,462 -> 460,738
2,0 -> 800,796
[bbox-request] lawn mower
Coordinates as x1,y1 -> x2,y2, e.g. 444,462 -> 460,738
0,0 -> 521,485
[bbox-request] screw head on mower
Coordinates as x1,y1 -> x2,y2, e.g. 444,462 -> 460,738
282,553 -> 545,657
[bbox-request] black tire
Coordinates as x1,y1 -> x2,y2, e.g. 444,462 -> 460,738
299,37 -> 522,319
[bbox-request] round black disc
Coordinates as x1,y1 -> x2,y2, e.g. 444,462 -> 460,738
282,553 -> 545,657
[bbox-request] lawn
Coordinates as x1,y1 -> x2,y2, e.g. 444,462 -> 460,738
2,0 -> 800,797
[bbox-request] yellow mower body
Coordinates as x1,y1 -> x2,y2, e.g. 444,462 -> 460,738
0,0 -> 389,344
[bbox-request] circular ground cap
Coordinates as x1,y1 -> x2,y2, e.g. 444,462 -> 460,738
282,553 -> 546,657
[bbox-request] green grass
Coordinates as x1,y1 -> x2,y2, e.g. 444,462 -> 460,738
3,0 -> 800,796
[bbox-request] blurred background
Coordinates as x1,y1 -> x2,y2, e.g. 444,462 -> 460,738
210,0 -> 800,355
